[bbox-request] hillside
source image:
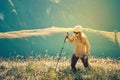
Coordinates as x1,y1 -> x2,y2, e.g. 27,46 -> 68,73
0,56 -> 120,80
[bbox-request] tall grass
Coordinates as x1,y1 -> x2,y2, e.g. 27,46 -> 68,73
0,55 -> 120,80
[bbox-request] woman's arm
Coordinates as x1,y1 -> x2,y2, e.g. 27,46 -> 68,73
84,36 -> 90,54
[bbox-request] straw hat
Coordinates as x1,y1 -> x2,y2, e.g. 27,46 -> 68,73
73,25 -> 83,32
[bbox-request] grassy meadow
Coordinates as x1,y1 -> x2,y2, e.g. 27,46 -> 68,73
0,55 -> 120,80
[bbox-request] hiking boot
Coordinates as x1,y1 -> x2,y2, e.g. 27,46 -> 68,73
71,68 -> 77,74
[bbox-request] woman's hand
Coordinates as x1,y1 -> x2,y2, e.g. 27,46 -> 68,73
65,32 -> 69,38
86,50 -> 90,54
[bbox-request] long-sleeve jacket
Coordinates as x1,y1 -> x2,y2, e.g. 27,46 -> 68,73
67,33 -> 90,57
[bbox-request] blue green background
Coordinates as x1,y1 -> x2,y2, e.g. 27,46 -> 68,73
0,0 -> 120,58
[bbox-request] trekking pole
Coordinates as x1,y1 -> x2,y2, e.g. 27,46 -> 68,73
56,36 -> 66,70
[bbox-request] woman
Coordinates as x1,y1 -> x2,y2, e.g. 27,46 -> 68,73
65,25 -> 90,73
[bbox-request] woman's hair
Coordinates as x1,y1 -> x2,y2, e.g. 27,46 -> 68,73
73,32 -> 83,43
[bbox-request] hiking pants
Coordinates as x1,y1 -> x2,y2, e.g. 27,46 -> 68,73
71,54 -> 89,70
